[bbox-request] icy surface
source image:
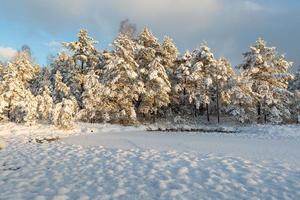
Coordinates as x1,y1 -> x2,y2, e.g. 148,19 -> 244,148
1,123 -> 300,199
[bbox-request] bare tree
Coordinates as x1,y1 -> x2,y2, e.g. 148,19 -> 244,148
119,19 -> 136,38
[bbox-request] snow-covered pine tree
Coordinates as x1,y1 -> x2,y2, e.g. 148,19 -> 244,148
136,27 -> 161,70
63,29 -> 99,72
171,51 -> 194,115
79,70 -> 111,123
0,51 -> 40,124
0,64 -> 7,121
189,43 -> 217,121
239,38 -> 293,124
289,67 -> 300,92
37,85 -> 53,123
101,34 -> 142,124
136,27 -> 174,121
291,90 -> 300,123
212,57 -> 235,123
63,29 -> 100,108
50,52 -> 79,100
289,67 -> 300,122
139,57 -> 171,121
31,67 -> 51,96
225,77 -> 257,123
53,97 -> 78,129
53,71 -> 70,103
161,36 -> 178,71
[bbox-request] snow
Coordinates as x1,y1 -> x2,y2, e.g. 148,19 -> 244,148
1,123 -> 300,199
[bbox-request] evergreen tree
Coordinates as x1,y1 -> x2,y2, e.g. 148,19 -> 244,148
63,29 -> 100,108
136,27 -> 161,70
190,43 -> 217,121
80,70 -> 110,123
0,51 -> 39,124
171,51 -> 194,115
139,57 -> 171,121
226,77 -> 257,123
212,57 -> 235,122
53,97 -> 77,129
291,90 -> 300,123
37,85 -> 53,122
53,71 -> 70,103
161,36 -> 178,70
289,67 -> 300,92
239,38 -> 293,123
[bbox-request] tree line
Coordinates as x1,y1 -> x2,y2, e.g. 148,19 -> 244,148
0,27 -> 299,129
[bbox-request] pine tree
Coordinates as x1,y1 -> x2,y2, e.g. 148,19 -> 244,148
63,29 -> 99,72
239,38 -> 293,123
161,36 -> 178,70
189,43 -> 217,121
212,57 -> 235,123
171,51 -> 194,115
226,77 -> 257,123
53,71 -> 70,103
289,67 -> 300,92
136,27 -> 161,70
53,97 -> 77,129
291,90 -> 300,123
63,29 -> 100,108
80,70 -> 111,123
0,51 -> 39,124
31,67 -> 51,96
37,85 -> 53,122
139,57 -> 171,121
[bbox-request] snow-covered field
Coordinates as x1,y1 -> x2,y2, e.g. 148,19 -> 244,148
1,123 -> 300,200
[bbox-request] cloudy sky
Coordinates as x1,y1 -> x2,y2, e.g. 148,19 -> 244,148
0,0 -> 299,69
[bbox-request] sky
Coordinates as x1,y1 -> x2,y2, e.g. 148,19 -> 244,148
0,0 -> 299,69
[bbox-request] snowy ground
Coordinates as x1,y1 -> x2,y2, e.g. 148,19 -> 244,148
1,123 -> 300,200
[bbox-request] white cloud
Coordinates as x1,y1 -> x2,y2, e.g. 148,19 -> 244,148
244,1 -> 269,12
0,47 -> 17,62
0,0 -> 299,66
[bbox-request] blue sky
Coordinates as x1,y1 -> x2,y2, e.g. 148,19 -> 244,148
0,0 -> 299,69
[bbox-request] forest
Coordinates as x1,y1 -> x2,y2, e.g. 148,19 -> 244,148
0,26 -> 300,129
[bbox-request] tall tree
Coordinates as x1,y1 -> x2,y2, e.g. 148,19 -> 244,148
139,57 -> 171,121
171,51 -> 193,115
80,70 -> 110,123
100,34 -> 142,124
239,38 -> 293,123
36,85 -> 53,123
0,51 -> 39,124
63,29 -> 100,108
119,19 -> 136,38
226,77 -> 257,123
53,97 -> 78,129
161,36 -> 178,70
190,43 -> 217,121
211,57 -> 235,123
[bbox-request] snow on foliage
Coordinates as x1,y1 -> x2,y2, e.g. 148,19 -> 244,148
239,38 -> 294,123
53,97 -> 77,129
0,51 -> 39,124
139,57 -> 171,119
0,28 -> 299,128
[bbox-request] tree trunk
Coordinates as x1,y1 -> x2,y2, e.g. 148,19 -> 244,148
263,98 -> 267,124
257,103 -> 261,123
216,85 -> 220,123
7,101 -> 11,120
152,115 -> 156,123
206,103 -> 210,122
79,60 -> 85,110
